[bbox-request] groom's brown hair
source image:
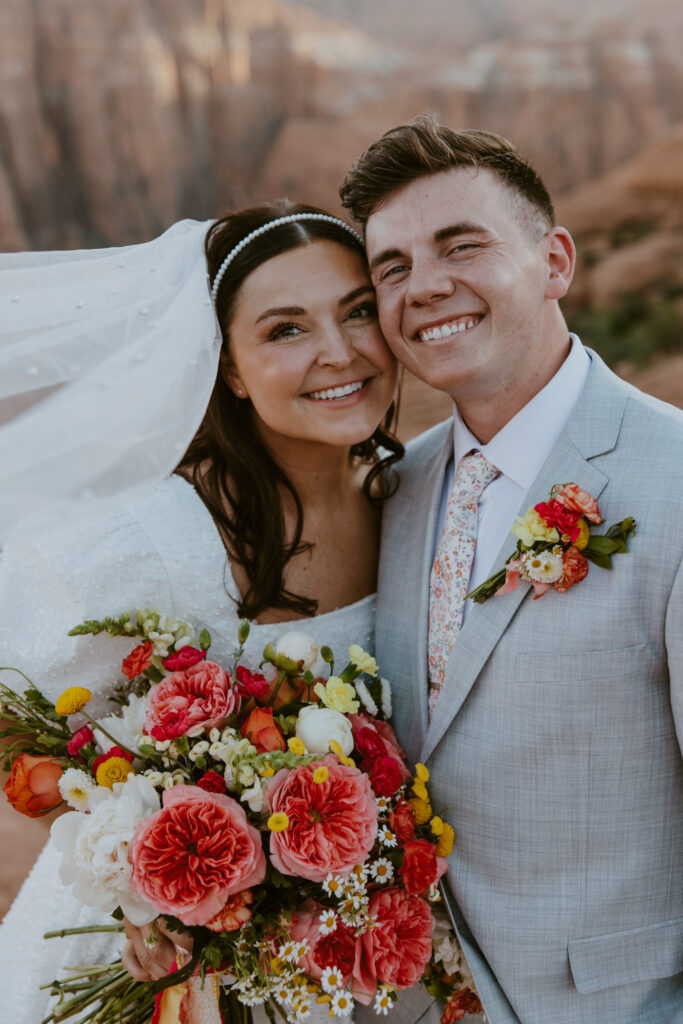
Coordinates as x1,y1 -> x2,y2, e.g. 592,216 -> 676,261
340,114 -> 555,233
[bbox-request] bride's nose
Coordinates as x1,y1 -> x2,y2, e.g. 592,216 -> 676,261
315,324 -> 354,367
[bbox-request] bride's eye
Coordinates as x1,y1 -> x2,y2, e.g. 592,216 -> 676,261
347,300 -> 377,321
267,321 -> 304,341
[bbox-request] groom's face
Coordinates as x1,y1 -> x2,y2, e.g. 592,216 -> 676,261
365,167 -> 559,403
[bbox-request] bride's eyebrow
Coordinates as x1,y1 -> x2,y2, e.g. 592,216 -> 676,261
339,284 -> 374,306
256,305 -> 306,323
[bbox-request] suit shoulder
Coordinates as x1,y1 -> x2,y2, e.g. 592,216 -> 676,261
401,419 -> 452,471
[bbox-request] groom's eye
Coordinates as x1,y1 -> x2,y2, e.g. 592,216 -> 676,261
379,263 -> 409,282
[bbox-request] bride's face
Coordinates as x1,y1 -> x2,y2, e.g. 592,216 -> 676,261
224,239 -> 398,452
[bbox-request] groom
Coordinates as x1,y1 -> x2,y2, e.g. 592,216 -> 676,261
341,117 -> 683,1024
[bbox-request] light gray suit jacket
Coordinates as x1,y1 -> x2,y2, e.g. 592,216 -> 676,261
376,350 -> 683,1024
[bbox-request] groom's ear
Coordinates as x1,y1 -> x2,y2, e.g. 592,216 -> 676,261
544,226 -> 575,300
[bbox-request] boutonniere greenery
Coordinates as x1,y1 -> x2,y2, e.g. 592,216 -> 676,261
468,482 -> 636,603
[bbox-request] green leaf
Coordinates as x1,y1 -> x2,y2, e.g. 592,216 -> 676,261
584,550 -> 612,569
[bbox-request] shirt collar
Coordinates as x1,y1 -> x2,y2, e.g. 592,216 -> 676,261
452,335 -> 591,490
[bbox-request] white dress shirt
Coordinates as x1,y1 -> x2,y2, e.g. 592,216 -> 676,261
435,335 -> 591,625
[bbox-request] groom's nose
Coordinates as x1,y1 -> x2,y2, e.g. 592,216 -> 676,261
405,255 -> 456,307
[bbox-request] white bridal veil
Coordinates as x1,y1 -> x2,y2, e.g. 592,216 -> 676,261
0,220 -> 221,543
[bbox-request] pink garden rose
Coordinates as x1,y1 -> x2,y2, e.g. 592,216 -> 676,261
553,483 -> 602,524
266,755 -> 377,881
145,660 -> 237,738
128,784 -> 265,925
356,888 -> 433,997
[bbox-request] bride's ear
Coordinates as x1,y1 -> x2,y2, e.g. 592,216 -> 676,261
220,351 -> 248,399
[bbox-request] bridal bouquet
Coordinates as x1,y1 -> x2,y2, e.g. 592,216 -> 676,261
1,611 -> 481,1024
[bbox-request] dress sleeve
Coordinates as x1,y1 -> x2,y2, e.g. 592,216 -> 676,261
0,507 -> 174,717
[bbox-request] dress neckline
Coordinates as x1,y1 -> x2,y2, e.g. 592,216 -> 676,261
169,475 -> 377,624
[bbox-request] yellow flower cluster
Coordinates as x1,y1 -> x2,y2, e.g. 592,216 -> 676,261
328,739 -> 354,767
435,823 -> 455,857
55,686 -> 92,716
288,737 -> 306,755
312,766 -> 329,784
409,762 -> 456,855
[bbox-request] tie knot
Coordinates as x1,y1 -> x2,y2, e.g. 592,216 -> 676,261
452,450 -> 498,503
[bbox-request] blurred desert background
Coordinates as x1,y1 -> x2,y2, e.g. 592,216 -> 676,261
2,0 -> 683,916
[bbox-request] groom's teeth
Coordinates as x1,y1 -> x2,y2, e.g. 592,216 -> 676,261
418,316 -> 481,341
308,380 -> 365,401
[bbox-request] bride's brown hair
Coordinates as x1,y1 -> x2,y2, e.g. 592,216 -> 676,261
176,200 -> 403,621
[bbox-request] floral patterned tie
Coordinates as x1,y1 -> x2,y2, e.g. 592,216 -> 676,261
428,451 -> 499,717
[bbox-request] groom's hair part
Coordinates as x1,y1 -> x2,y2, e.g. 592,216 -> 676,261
340,114 -> 555,237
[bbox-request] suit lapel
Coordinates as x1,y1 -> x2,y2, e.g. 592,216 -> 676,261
390,424 -> 454,761
419,351 -> 627,763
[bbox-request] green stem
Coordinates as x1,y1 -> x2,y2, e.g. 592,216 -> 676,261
81,712 -> 139,762
44,924 -> 125,939
267,670 -> 288,709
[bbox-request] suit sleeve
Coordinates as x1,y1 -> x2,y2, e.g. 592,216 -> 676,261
665,551 -> 683,754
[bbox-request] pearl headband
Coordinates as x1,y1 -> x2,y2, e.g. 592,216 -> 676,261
210,213 -> 364,304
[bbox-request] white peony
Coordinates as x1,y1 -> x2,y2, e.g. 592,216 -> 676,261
50,774 -> 160,925
93,693 -> 148,756
295,705 -> 354,756
274,631 -> 327,677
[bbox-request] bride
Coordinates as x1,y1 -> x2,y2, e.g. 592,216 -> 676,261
0,200 -> 401,1022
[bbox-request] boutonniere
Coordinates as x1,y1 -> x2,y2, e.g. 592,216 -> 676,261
468,483 -> 636,603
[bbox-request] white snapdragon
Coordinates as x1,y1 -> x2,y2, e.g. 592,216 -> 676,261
240,776 -> 265,813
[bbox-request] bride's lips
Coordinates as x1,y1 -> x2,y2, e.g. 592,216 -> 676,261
413,314 -> 484,342
303,378 -> 371,403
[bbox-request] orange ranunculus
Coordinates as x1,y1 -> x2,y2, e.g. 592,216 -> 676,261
240,707 -> 286,752
4,753 -> 63,817
122,640 -> 153,680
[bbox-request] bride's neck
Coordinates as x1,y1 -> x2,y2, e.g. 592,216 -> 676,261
265,437 -> 363,508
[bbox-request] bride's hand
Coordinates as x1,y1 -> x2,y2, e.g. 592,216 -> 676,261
122,916 -> 194,982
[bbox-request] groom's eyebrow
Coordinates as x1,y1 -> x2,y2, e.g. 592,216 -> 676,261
369,222 -> 489,273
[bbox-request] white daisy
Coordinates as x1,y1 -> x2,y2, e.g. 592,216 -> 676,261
375,796 -> 390,815
278,940 -> 297,962
379,827 -> 397,848
321,966 -> 344,993
330,991 -> 354,1017
520,548 -> 564,584
318,910 -> 338,935
374,987 -> 393,1015
370,858 -> 394,883
58,768 -> 95,811
322,874 -> 344,898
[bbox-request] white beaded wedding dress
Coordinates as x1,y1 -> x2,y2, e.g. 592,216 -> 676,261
0,475 -> 376,1024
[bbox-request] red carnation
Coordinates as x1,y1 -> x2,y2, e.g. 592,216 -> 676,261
162,646 -> 206,672
392,797 -> 416,844
150,710 -> 189,741
312,920 -> 356,976
67,724 -> 94,756
534,499 -> 582,542
399,838 -> 440,894
235,666 -> 270,701
92,746 -> 134,774
196,770 -> 227,795
122,641 -> 153,680
355,726 -> 385,759
367,755 -> 405,797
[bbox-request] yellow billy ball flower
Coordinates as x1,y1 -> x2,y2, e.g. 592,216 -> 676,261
288,737 -> 306,755
430,815 -> 445,837
313,766 -> 329,784
328,739 -> 354,767
55,686 -> 92,716
411,797 -> 432,825
268,812 -> 290,832
412,780 -> 429,802
95,757 -> 135,789
574,518 -> 591,550
435,823 -> 455,857
415,763 -> 430,782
